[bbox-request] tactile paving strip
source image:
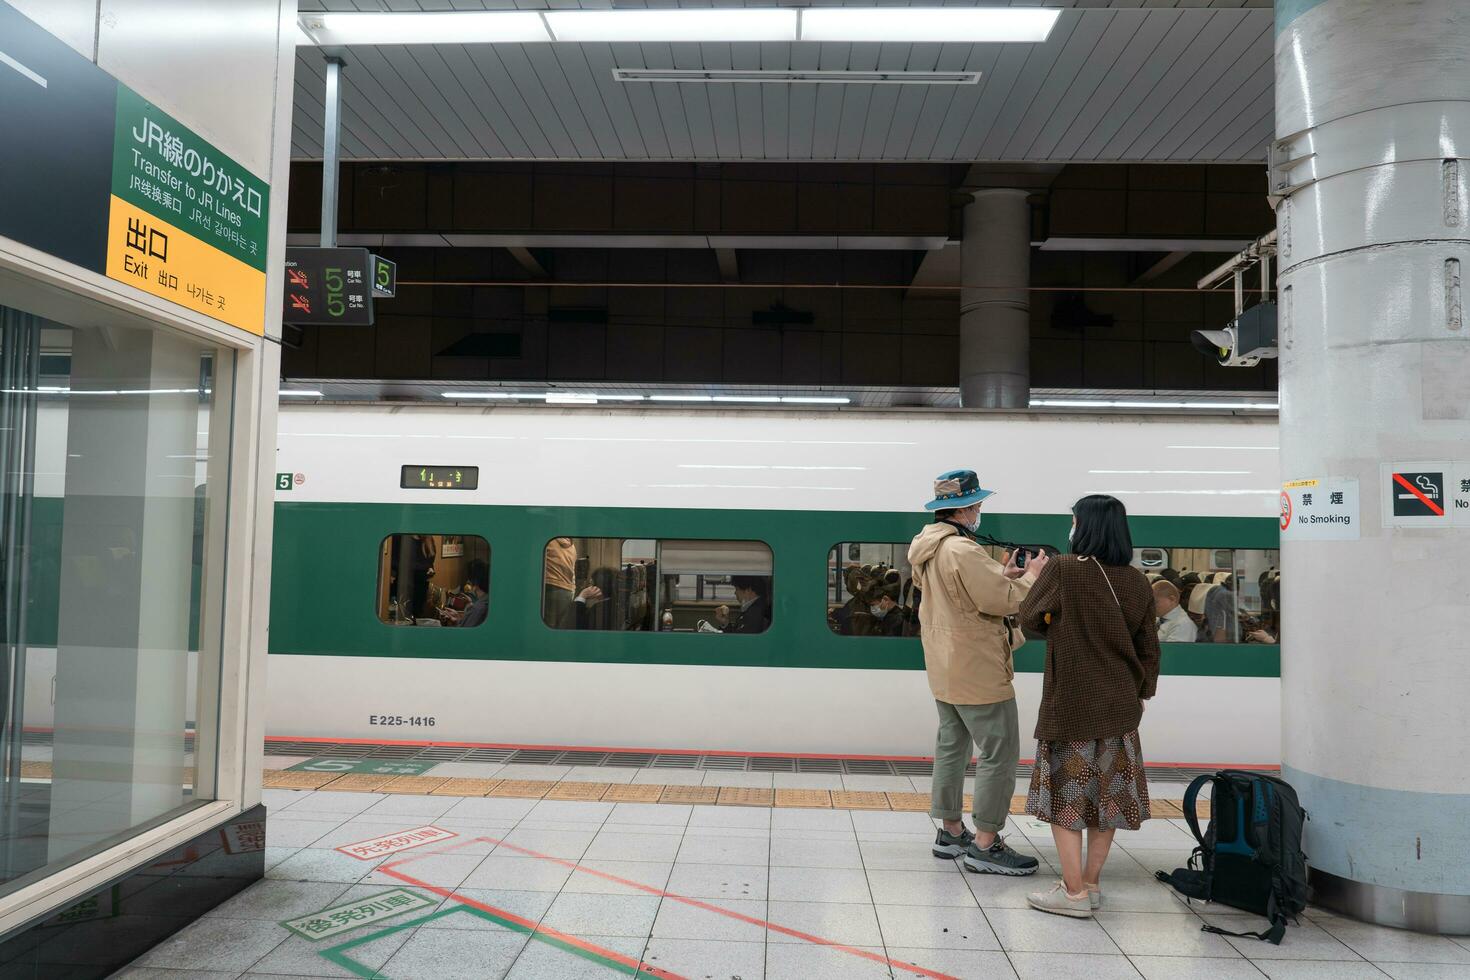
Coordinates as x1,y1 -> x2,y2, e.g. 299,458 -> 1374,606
601,784 -> 663,803
429,778 -> 502,796
717,787 -> 774,807
774,789 -> 831,808
259,738 -> 1238,786
545,782 -> 611,801
255,768 -> 1214,818
831,791 -> 889,810
325,774 -> 395,792
380,775 -> 449,794
263,771 -> 340,789
659,785 -> 719,805
487,780 -> 554,798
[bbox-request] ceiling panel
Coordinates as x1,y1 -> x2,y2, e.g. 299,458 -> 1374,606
293,1 -> 1275,162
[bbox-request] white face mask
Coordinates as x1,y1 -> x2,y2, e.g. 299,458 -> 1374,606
870,603 -> 886,617
965,511 -> 982,532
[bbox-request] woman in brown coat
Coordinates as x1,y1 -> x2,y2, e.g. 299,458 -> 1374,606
1018,494 -> 1161,918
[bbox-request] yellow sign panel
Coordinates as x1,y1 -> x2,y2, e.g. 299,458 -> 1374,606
1282,479 -> 1319,489
104,196 -> 265,336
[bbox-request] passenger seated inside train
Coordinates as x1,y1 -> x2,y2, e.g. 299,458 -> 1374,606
826,559 -> 915,637
723,575 -> 772,634
443,559 -> 489,628
378,533 -> 490,626
1153,580 -> 1196,642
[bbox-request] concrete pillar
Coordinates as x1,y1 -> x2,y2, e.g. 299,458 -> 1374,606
1275,0 -> 1470,932
959,189 -> 1031,408
48,326 -> 201,858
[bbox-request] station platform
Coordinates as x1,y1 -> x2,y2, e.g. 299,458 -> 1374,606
114,783 -> 1470,979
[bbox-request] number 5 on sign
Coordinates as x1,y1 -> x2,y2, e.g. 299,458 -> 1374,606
276,472 -> 293,491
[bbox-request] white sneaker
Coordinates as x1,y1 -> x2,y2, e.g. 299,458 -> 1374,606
1027,881 -> 1093,918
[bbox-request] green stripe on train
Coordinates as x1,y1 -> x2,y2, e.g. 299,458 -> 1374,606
268,502 -> 1280,678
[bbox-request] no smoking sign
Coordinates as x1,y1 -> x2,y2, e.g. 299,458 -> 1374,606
1380,462 -> 1470,527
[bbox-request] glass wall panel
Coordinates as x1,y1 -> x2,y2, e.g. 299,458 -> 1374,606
375,534 -> 491,627
0,301 -> 228,899
542,537 -> 771,633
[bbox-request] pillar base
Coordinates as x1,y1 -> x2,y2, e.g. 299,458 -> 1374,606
1311,868 -> 1470,936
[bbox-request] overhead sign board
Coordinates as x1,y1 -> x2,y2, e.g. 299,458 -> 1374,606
1280,478 -> 1359,540
371,253 -> 397,298
283,247 -> 374,326
0,2 -> 269,335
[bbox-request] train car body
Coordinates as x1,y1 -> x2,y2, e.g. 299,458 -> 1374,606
266,405 -> 1283,765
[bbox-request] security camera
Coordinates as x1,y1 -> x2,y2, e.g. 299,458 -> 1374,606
1191,302 -> 1277,368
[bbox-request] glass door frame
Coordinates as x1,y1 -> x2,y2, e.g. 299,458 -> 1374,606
0,238 -> 279,935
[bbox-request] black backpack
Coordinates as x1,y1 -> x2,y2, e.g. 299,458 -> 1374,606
1155,770 -> 1310,944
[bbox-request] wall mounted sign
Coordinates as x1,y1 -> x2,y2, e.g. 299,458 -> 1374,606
0,2 -> 270,335
1380,461 -> 1470,528
1280,477 -> 1359,540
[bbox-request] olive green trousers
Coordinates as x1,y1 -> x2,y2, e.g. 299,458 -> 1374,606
928,697 -> 1020,833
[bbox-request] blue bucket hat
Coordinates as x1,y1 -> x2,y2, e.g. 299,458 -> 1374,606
923,469 -> 996,511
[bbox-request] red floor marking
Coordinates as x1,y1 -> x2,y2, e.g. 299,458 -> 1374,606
377,863 -> 689,980
395,836 -> 961,980
266,734 -> 1279,770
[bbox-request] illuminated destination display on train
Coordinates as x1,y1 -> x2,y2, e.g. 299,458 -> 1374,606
400,465 -> 479,490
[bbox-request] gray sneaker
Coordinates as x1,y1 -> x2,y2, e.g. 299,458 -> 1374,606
932,825 -> 975,859
962,835 -> 1040,876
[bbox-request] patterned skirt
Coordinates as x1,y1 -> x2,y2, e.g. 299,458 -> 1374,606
1026,730 -> 1151,831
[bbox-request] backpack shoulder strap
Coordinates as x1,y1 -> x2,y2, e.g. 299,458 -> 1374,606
1182,773 -> 1213,847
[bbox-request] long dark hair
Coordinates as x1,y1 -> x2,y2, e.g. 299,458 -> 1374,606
1069,494 -> 1133,566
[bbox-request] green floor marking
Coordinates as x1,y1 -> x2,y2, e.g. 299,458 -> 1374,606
286,756 -> 438,775
319,903 -> 645,979
282,887 -> 435,941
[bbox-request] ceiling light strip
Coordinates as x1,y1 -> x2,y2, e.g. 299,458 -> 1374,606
299,8 -> 1060,46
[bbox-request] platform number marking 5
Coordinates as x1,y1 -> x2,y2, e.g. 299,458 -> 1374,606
276,472 -> 304,491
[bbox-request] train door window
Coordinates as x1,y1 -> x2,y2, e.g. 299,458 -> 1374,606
542,537 -> 772,633
826,543 -> 916,638
1141,547 -> 1279,644
376,534 -> 490,627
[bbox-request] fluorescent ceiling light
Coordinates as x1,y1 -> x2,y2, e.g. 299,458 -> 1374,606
280,389 -> 324,397
441,391 -> 514,399
781,396 -> 851,404
613,68 -> 979,86
650,394 -> 714,402
546,9 -> 797,42
595,394 -> 646,402
712,395 -> 783,403
799,7 -> 1059,43
545,392 -> 598,405
1031,399 -> 1278,410
300,12 -> 550,46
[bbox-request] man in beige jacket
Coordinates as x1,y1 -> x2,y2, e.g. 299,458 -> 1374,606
908,470 -> 1048,875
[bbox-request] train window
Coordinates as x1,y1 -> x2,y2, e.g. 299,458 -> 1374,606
376,534 -> 490,627
1134,547 -> 1280,644
542,537 -> 772,633
826,543 -> 917,637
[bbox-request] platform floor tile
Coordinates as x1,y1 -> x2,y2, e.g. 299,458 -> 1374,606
114,789 -> 1442,980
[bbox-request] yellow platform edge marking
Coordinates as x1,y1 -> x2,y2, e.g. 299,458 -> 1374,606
214,768 -> 1215,817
